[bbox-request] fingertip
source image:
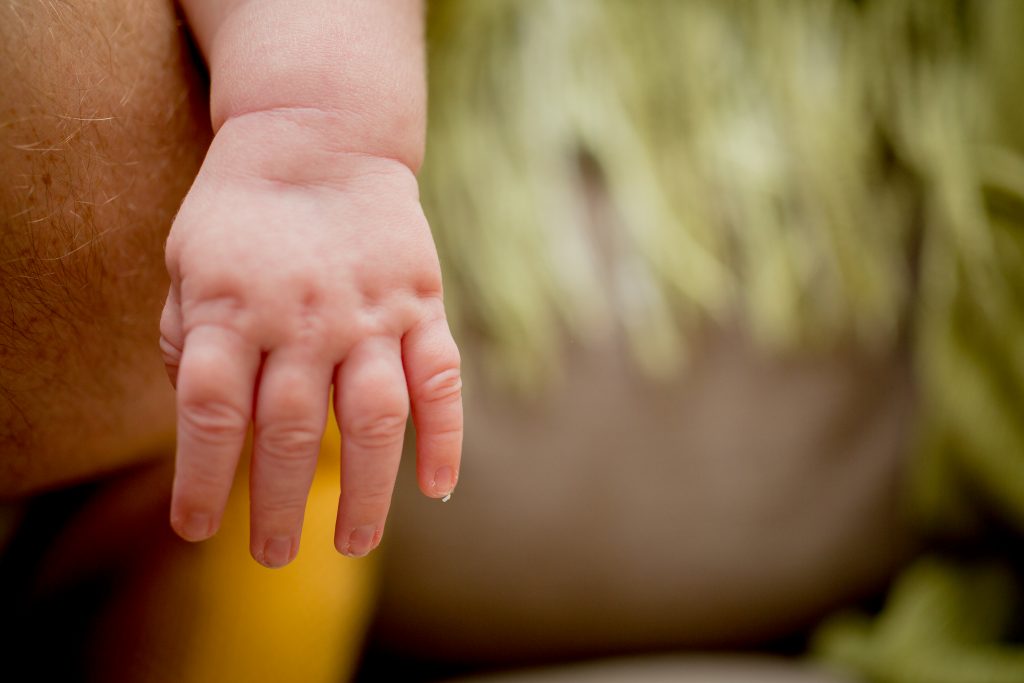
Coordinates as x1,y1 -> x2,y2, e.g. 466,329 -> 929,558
420,464 -> 458,499
252,535 -> 297,569
170,508 -> 216,543
335,524 -> 382,558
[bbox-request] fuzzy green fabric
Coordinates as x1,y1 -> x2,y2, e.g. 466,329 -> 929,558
422,1 -> 1024,681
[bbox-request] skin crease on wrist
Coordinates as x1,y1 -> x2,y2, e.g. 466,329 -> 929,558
178,0 -> 427,171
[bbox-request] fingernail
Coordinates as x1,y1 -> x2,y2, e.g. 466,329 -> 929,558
431,466 -> 456,498
177,512 -> 212,542
342,525 -> 380,558
261,537 -> 294,568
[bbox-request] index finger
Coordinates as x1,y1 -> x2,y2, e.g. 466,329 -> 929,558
171,324 -> 260,541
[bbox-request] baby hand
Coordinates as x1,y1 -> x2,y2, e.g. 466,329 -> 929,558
159,112 -> 462,567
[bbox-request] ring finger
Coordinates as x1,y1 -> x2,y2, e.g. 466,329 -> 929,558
333,336 -> 409,558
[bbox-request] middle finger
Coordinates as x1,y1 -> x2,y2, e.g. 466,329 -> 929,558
250,348 -> 332,567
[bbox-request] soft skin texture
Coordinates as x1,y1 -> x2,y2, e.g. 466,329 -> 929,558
164,0 -> 462,567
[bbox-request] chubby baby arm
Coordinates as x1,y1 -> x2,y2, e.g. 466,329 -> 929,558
161,0 -> 462,567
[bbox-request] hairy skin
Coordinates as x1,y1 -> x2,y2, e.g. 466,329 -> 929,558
0,0 -> 211,495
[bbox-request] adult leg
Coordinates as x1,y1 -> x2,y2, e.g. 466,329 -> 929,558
0,6 -> 377,682
0,0 -> 209,495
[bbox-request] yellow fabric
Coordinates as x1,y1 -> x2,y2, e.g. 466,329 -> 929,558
98,415 -> 376,683
176,416 -> 374,683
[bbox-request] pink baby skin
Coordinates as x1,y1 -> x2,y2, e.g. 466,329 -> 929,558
159,0 -> 462,568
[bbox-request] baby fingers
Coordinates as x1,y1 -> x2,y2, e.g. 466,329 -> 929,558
403,317 -> 463,501
166,291 -> 462,566
334,337 -> 409,557
249,350 -> 332,568
170,324 -> 260,541
158,287 -> 184,388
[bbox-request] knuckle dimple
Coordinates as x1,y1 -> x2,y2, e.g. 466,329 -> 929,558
417,367 -> 462,405
180,400 -> 248,444
413,273 -> 444,301
346,412 -> 408,450
291,307 -> 326,345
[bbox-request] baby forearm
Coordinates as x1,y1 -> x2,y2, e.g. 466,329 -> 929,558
178,0 -> 426,172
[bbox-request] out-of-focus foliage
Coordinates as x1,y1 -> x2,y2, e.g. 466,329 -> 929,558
422,1 -> 1024,681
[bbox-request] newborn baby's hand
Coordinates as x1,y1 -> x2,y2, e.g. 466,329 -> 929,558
159,112 -> 462,567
